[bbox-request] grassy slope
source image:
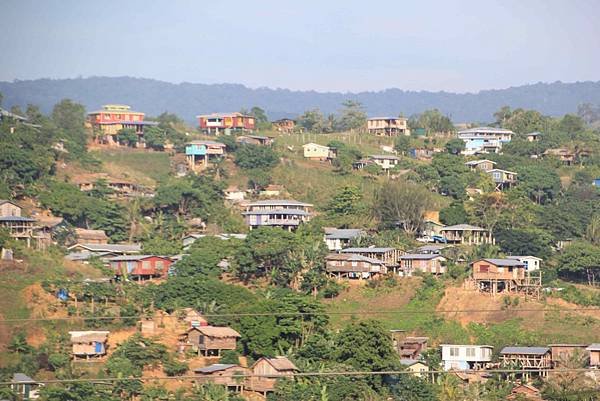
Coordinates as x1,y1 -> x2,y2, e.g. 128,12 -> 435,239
325,278 -> 600,347
90,148 -> 172,186
0,249 -> 106,365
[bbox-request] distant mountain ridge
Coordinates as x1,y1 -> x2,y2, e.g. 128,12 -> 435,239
1,77 -> 600,123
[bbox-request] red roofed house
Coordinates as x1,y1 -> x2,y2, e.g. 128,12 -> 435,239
108,255 -> 172,281
87,104 -> 158,147
198,112 -> 255,135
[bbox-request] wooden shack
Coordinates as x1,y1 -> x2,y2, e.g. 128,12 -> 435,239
500,347 -> 551,377
507,384 -> 543,401
194,364 -> 248,392
325,253 -> 387,280
182,308 -> 208,327
74,228 -> 109,244
586,344 -> 600,367
340,247 -> 403,272
182,326 -> 240,356
472,258 -> 541,298
396,336 -> 429,359
548,344 -> 588,368
69,331 -> 109,359
246,356 -> 298,395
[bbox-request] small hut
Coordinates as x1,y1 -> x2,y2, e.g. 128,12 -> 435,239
69,331 -> 109,359
246,356 -> 298,395
181,326 -> 240,356
11,373 -> 43,400
194,364 -> 248,392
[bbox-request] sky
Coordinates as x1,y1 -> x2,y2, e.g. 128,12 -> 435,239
1,0 -> 599,93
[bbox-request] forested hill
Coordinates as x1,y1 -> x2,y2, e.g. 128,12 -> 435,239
2,77 -> 600,123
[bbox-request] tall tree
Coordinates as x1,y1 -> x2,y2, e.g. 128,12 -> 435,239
51,99 -> 88,154
373,181 -> 435,234
297,109 -> 325,133
335,320 -> 399,388
337,100 -> 367,132
557,241 -> 600,285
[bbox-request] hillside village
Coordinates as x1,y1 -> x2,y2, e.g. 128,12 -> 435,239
1,96 -> 600,401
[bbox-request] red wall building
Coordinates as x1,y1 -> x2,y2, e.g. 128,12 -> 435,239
197,112 -> 255,135
108,255 -> 173,281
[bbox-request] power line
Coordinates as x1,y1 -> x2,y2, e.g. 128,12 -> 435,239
1,307 -> 600,324
1,368 -> 599,386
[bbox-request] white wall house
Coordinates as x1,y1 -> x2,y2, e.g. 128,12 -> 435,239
441,344 -> 493,371
506,256 -> 542,272
370,155 -> 400,170
302,143 -> 336,160
324,228 -> 365,251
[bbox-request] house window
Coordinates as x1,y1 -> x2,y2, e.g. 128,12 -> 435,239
142,260 -> 151,269
479,265 -> 489,273
466,347 -> 476,358
450,347 -> 459,357
156,261 -> 164,271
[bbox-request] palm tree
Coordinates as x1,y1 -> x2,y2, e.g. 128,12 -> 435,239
124,198 -> 142,242
8,332 -> 33,354
586,215 -> 600,245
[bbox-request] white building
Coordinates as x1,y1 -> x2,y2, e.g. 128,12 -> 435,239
441,344 -> 493,371
323,228 -> 365,251
506,255 -> 542,272
370,155 -> 400,170
302,143 -> 337,161
457,127 -> 514,155
242,200 -> 313,231
224,186 -> 245,202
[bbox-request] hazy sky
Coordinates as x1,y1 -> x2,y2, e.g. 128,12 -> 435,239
1,0 -> 599,92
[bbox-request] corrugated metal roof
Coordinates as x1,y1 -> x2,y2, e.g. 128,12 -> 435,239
586,343 -> 600,351
12,373 -> 36,383
400,359 -> 427,367
441,224 -> 487,231
187,140 -> 226,146
247,199 -> 313,207
107,254 -> 168,261
341,247 -> 395,253
401,253 -> 444,260
500,346 -> 550,355
481,258 -> 524,267
370,155 -> 400,160
326,253 -> 384,265
506,255 -> 542,261
242,209 -> 309,216
194,364 -> 237,373
0,216 -> 35,222
458,126 -> 514,134
324,229 -> 364,240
